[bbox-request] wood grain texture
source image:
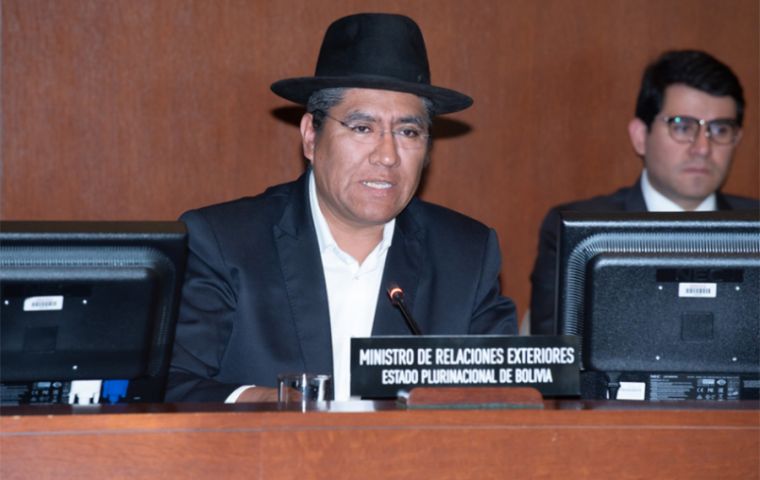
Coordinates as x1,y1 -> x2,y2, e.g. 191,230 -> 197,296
3,0 -> 758,320
1,406 -> 758,479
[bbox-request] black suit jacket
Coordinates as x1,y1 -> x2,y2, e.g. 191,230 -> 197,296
166,172 -> 517,401
529,178 -> 759,335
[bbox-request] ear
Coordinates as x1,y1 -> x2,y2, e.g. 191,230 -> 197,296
627,118 -> 648,157
733,128 -> 743,146
300,113 -> 316,164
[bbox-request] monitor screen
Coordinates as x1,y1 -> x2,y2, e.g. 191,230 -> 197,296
556,211 -> 759,401
0,221 -> 187,405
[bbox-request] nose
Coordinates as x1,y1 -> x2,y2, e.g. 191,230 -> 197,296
689,124 -> 712,156
369,130 -> 401,167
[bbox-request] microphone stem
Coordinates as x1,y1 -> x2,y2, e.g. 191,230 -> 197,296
396,299 -> 422,335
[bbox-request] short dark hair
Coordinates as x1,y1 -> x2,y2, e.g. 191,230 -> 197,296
307,88 -> 347,132
634,50 -> 745,128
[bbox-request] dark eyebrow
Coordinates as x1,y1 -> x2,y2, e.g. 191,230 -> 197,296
708,117 -> 739,124
342,111 -> 426,127
396,116 -> 426,127
342,112 -> 376,123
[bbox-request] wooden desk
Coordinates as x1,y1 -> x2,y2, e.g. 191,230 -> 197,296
1,401 -> 758,479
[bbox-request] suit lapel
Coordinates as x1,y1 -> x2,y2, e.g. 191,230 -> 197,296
626,177 -> 649,212
273,173 -> 334,376
372,202 -> 424,335
715,192 -> 733,211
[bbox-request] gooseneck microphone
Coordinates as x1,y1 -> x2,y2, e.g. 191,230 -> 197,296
387,285 -> 423,335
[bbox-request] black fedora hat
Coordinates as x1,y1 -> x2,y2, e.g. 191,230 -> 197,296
270,13 -> 473,115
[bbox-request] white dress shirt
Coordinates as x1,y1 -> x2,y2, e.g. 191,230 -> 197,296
226,172 -> 394,404
640,168 -> 716,212
309,172 -> 395,401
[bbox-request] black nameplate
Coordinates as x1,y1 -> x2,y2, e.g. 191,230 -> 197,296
351,335 -> 580,398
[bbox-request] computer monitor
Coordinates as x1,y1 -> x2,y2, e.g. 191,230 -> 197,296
556,211 -> 759,401
0,221 -> 187,405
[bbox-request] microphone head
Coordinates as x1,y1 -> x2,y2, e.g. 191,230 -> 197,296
386,283 -> 422,335
387,285 -> 404,305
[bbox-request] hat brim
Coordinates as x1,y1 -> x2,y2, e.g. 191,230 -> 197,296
270,75 -> 473,115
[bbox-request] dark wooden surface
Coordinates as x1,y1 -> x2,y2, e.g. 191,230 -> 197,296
2,400 -> 758,479
3,0 -> 758,322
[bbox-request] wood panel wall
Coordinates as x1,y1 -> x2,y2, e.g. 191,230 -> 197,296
3,0 -> 758,321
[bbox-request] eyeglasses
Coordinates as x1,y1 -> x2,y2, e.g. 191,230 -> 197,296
659,115 -> 740,145
318,111 -> 430,150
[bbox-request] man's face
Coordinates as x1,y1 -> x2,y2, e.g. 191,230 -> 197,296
301,88 -> 429,231
628,84 -> 742,210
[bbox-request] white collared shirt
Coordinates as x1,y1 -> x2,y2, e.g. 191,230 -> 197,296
640,169 -> 717,212
225,172 -> 395,404
309,171 -> 395,401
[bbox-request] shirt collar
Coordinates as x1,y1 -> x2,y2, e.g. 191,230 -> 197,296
640,169 -> 716,212
308,170 -> 395,259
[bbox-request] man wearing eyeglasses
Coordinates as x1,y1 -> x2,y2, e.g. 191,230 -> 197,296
529,49 -> 758,336
166,13 -> 517,403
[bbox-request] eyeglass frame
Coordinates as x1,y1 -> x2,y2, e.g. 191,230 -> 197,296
658,115 -> 741,145
315,110 -> 431,150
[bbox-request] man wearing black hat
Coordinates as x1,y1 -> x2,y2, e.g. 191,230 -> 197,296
166,13 -> 517,402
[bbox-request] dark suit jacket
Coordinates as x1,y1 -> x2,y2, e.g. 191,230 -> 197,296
529,178 -> 760,335
166,172 -> 517,401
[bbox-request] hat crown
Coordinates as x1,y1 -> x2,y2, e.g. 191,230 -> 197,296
270,13 -> 472,114
314,13 -> 431,85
